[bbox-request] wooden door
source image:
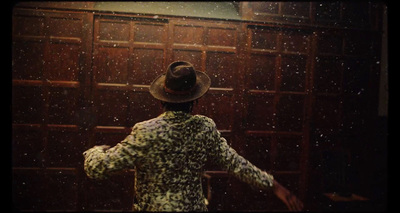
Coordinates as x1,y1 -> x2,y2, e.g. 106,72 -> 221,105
308,29 -> 379,197
12,9 -> 92,211
237,24 -> 312,210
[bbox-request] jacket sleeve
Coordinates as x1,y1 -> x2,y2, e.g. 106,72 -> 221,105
83,123 -> 148,179
205,118 -> 274,189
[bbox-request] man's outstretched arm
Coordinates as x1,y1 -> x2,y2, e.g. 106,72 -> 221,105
206,118 -> 303,211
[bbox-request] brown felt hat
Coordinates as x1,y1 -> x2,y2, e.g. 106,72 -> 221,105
149,61 -> 211,103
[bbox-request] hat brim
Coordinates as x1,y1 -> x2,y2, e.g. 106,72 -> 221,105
149,70 -> 211,103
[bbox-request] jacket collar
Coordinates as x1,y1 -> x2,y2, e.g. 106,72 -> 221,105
160,111 -> 192,122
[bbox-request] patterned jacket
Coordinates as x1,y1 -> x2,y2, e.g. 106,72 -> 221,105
83,111 -> 274,211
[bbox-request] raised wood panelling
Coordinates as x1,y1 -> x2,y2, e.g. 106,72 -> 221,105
12,9 -> 92,211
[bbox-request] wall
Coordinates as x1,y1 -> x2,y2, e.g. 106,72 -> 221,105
12,2 -> 385,211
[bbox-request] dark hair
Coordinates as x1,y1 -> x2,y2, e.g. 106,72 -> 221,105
161,100 -> 197,113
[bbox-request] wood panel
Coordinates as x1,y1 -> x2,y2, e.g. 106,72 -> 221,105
91,15 -> 168,130
12,9 -> 92,211
242,24 -> 312,210
13,169 -> 47,210
12,125 -> 43,167
307,26 -> 378,203
170,19 -> 239,133
83,170 -> 135,211
242,2 -> 312,23
241,2 -> 379,30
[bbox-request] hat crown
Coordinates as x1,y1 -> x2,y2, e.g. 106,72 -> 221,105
165,61 -> 196,92
149,60 -> 211,103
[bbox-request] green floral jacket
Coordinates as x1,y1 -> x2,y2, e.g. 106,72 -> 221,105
83,111 -> 274,211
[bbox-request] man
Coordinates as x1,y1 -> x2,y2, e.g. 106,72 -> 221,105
83,61 -> 303,211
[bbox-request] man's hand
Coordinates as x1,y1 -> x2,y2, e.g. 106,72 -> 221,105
272,180 -> 304,211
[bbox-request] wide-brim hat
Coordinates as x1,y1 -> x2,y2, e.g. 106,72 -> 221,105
149,61 -> 211,103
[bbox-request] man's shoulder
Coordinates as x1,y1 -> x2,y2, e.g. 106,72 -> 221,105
132,113 -> 217,130
192,114 -> 216,127
132,116 -> 164,130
